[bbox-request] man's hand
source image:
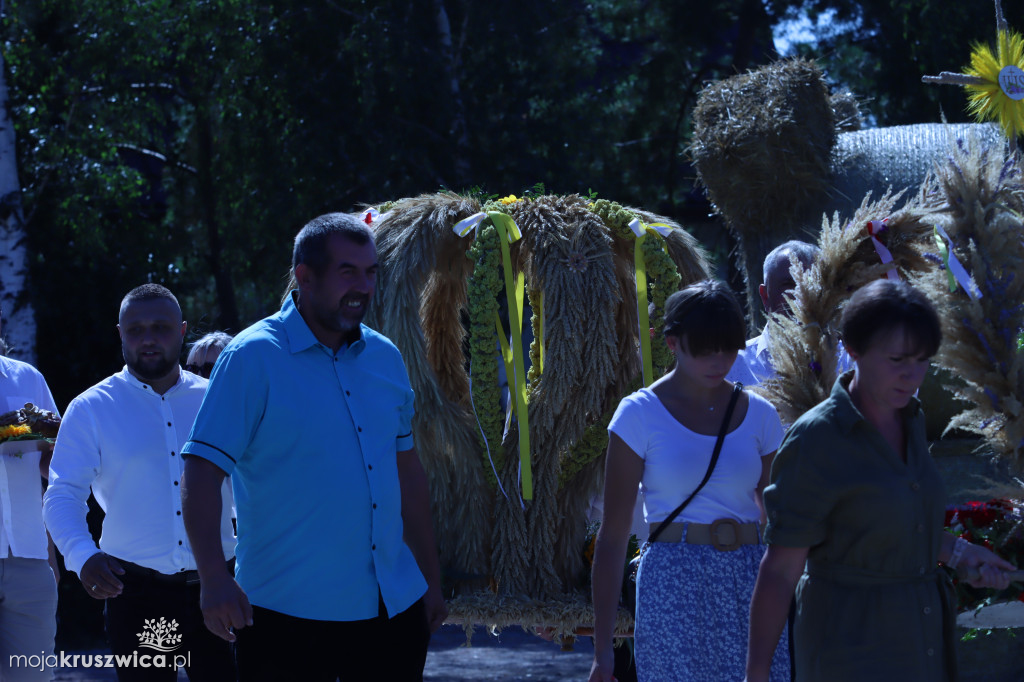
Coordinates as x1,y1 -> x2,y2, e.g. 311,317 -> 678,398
423,584 -> 448,634
79,552 -> 124,600
200,573 -> 253,642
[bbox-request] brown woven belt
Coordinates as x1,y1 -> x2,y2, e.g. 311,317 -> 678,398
649,520 -> 760,551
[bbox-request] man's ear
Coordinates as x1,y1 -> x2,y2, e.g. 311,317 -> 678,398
758,283 -> 769,311
295,263 -> 312,288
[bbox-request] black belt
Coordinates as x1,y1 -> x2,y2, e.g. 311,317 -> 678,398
119,558 -> 234,586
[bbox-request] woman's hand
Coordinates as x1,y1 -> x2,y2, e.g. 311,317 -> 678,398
959,542 -> 1016,590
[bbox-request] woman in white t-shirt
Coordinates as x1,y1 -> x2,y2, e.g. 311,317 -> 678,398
589,279 -> 790,682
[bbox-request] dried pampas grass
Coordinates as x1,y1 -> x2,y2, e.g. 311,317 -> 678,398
758,188 -> 941,424
912,133 -> 1024,468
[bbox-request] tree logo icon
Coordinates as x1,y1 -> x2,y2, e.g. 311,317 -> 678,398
136,617 -> 183,652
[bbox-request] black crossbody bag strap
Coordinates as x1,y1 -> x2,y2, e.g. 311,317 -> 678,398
647,382 -> 743,544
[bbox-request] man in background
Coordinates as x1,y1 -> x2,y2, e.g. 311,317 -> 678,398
728,240 -> 820,386
44,284 -> 235,681
0,306 -> 61,681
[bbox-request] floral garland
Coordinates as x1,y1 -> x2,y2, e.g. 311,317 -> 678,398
589,199 -> 680,379
944,499 -> 1024,611
558,413 -> 612,490
527,287 -> 544,385
466,223 -> 506,488
643,235 -> 681,374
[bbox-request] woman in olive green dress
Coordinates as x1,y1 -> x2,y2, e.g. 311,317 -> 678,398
744,280 -> 1014,682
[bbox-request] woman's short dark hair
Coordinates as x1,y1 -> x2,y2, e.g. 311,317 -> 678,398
662,280 -> 746,356
840,280 -> 941,357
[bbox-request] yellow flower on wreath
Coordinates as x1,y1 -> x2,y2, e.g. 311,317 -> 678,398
498,194 -> 520,205
0,424 -> 31,441
965,29 -> 1024,138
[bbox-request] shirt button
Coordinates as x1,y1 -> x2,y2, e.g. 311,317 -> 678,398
919,566 -> 926,575
171,452 -> 176,457
358,426 -> 362,432
346,390 -> 351,396
924,607 -> 932,615
176,511 -> 181,516
911,482 -> 921,491
916,524 -> 925,532
372,503 -> 377,509
178,540 -> 183,546
368,465 -> 373,470
174,481 -> 179,486
371,544 -> 376,550
167,422 -> 172,427
927,648 -> 934,657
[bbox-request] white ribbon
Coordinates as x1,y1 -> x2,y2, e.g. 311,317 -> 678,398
453,212 -> 487,237
628,217 -> 676,238
865,219 -> 899,281
935,225 -> 983,299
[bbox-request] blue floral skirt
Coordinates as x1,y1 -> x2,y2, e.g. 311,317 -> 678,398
633,530 -> 790,681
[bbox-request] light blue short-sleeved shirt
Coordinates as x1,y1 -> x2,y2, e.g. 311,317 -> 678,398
182,294 -> 426,621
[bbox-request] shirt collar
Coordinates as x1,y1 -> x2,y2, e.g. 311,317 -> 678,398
754,326 -> 771,359
119,365 -> 189,395
282,291 -> 367,356
831,369 -> 921,434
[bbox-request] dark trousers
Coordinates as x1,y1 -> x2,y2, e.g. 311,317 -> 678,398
235,597 -> 430,682
104,562 -> 235,682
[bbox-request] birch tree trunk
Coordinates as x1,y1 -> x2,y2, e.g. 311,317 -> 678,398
0,48 -> 36,365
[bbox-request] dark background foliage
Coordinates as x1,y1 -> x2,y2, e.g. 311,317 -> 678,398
7,0 -> 1020,408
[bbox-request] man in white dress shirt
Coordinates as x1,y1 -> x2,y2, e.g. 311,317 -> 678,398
727,241 -> 820,386
0,307 -> 61,681
44,284 -> 235,682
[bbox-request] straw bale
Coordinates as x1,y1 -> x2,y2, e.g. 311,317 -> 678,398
691,58 -> 837,327
830,90 -> 863,133
691,58 -> 835,237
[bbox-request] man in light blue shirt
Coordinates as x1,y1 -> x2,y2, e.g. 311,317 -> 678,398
727,241 -> 821,386
181,213 -> 445,681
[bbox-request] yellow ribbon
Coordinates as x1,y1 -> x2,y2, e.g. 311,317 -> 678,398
488,211 -> 533,500
537,290 -> 544,374
634,233 -> 654,387
628,219 -> 675,387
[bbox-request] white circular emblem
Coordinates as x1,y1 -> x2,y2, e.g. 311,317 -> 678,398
998,65 -> 1024,101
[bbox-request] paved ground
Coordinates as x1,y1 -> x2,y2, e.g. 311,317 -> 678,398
48,625 -> 593,681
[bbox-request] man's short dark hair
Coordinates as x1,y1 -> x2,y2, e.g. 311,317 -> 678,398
663,279 -> 747,356
763,240 -> 820,281
293,213 -> 374,276
840,279 -> 941,357
119,284 -> 180,322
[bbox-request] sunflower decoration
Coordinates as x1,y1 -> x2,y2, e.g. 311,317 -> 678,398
923,1 -> 1024,145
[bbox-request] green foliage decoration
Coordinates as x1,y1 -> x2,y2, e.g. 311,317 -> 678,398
466,223 -> 505,488
642,234 -> 681,375
559,412 -> 612,490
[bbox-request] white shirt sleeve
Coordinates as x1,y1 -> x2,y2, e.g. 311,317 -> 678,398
607,393 -> 648,459
43,397 -> 101,576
